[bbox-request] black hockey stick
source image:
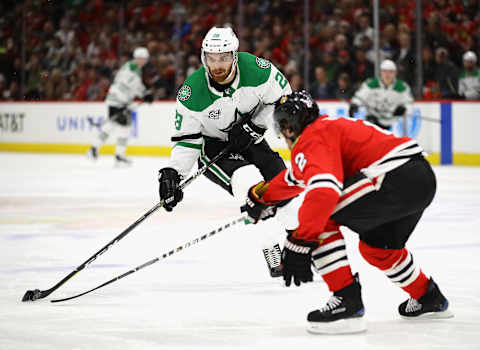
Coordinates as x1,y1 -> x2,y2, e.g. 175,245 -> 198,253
22,146 -> 232,302
51,216 -> 245,303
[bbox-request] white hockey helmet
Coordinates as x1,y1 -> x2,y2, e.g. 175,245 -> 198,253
201,26 -> 239,80
463,51 -> 477,63
380,59 -> 397,71
133,47 -> 149,60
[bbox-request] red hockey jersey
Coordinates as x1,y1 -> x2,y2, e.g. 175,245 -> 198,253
262,115 -> 424,242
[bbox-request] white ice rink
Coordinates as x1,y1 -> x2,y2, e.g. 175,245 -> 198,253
1,153 -> 479,350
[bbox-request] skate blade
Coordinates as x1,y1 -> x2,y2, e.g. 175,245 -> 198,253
400,309 -> 454,320
307,317 -> 367,335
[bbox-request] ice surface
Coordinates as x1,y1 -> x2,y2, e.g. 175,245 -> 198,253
1,153 -> 479,350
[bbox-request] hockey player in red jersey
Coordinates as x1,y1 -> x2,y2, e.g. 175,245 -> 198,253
242,91 -> 453,334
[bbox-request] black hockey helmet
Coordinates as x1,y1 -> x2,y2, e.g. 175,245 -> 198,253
273,90 -> 319,139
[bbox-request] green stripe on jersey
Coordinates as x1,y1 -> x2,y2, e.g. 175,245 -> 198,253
176,142 -> 202,150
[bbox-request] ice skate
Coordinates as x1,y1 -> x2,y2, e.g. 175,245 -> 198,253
86,146 -> 98,161
307,273 -> 366,334
262,243 -> 283,278
399,278 -> 453,319
114,154 -> 132,167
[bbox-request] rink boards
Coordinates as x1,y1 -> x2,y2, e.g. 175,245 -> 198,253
0,100 -> 479,165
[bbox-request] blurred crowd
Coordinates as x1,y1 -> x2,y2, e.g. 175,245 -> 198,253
0,0 -> 479,101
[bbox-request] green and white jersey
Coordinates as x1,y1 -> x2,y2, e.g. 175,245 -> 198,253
351,77 -> 414,125
458,69 -> 480,99
169,52 -> 292,178
106,60 -> 146,107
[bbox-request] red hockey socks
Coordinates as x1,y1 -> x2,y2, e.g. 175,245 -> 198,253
358,241 -> 429,299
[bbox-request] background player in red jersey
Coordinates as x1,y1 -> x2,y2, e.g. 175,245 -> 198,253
242,91 -> 453,334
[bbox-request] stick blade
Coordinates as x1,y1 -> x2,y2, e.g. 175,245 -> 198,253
22,289 -> 42,302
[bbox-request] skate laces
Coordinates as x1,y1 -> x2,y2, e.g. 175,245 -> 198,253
263,245 -> 281,268
405,298 -> 422,313
319,296 -> 343,312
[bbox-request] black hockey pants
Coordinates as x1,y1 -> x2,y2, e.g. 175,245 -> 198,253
198,137 -> 286,196
108,106 -> 132,126
332,155 -> 437,249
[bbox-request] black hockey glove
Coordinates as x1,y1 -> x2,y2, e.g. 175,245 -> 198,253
241,181 -> 277,224
144,93 -> 154,103
282,233 -> 316,287
227,110 -> 265,153
348,103 -> 359,118
393,105 -> 406,116
158,167 -> 183,212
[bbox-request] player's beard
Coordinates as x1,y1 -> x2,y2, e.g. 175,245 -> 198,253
210,66 -> 232,84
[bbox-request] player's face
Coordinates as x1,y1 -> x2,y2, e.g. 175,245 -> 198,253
381,69 -> 396,86
205,52 -> 234,83
281,128 -> 296,150
135,58 -> 148,67
464,59 -> 475,69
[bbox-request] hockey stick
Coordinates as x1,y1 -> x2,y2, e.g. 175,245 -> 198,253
87,101 -> 144,128
22,146 -> 232,302
51,216 -> 245,303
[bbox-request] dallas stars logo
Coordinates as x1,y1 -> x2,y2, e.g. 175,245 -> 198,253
178,85 -> 191,101
256,57 -> 271,69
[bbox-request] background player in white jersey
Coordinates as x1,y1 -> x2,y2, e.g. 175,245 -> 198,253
458,51 -> 480,100
157,26 -> 295,277
87,47 -> 154,165
244,91 -> 452,334
349,59 -> 413,130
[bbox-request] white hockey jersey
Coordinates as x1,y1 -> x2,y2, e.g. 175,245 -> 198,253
351,77 -> 414,126
105,60 -> 146,107
168,52 -> 292,178
458,69 -> 480,100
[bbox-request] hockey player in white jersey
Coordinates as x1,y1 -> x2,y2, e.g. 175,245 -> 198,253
349,59 -> 414,129
157,26 -> 296,277
458,51 -> 480,100
87,47 -> 154,165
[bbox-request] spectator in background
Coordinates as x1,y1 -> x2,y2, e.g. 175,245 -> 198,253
336,50 -> 355,81
334,34 -> 350,57
393,32 -> 415,87
63,73 -> 79,100
1,0 -> 478,102
310,65 -> 334,99
338,20 -> 353,45
289,72 -> 304,92
352,48 -> 374,88
55,17 -> 75,50
5,57 -> 22,86
3,80 -> 21,100
353,13 -> 374,48
423,13 -> 450,52
25,55 -> 44,100
380,23 -> 396,60
321,50 -> 339,83
458,51 -> 480,100
332,72 -> 354,100
422,46 -> 436,83
186,54 -> 201,77
44,68 -> 66,100
433,47 -> 460,98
